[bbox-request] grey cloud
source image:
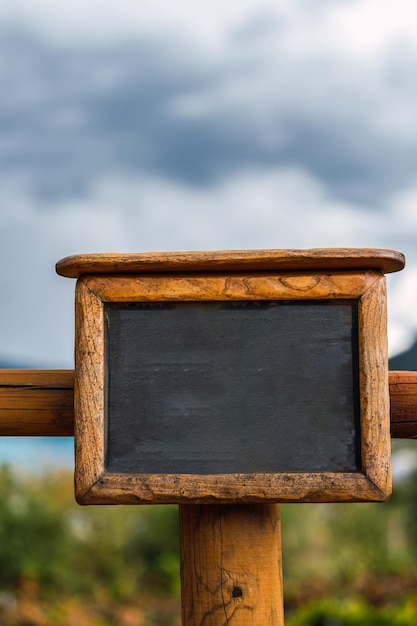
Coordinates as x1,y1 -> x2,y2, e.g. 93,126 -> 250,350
1,25 -> 417,207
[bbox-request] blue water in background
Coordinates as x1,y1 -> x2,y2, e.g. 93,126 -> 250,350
0,437 -> 74,472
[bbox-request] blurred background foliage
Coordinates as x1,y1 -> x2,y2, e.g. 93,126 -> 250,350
1,450 -> 417,625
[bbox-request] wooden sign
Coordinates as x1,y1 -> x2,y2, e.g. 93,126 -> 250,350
56,248 -> 404,505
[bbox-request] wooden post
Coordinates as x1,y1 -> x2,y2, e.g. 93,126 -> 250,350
179,503 -> 284,626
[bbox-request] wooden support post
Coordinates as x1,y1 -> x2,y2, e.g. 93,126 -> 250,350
179,503 -> 284,626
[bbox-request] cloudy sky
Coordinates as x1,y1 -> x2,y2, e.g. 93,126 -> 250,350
1,0 -> 417,468
1,0 -> 417,370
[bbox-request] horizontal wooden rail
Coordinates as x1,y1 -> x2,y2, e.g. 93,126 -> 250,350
0,370 -> 74,436
0,370 -> 416,438
389,371 -> 417,439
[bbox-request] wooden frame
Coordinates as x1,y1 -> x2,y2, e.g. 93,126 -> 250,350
73,269 -> 391,504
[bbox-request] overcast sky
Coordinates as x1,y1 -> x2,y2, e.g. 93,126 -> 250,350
1,0 -> 417,471
1,0 -> 417,372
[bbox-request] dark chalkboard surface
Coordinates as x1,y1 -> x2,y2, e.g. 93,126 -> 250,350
104,301 -> 360,475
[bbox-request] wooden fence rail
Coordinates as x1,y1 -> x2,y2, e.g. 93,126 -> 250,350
0,369 -> 416,439
0,370 -> 74,436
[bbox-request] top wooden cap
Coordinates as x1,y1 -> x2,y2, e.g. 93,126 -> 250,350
56,248 -> 405,278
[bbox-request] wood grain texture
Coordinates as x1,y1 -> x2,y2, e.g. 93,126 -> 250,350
0,370 -> 74,436
358,276 -> 391,499
79,271 -> 379,303
390,371 -> 417,438
81,471 -> 389,504
56,248 -> 405,278
74,280 -> 106,501
179,503 -> 284,626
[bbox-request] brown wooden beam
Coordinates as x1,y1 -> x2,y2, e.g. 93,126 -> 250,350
0,370 -> 74,436
389,371 -> 417,439
0,369 -> 416,439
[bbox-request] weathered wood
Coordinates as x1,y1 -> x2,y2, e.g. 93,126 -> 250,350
389,371 -> 417,438
179,503 -> 284,626
1,370 -> 416,439
73,270 -> 392,504
78,471 -> 391,505
358,275 -> 391,499
0,370 -> 74,436
78,270 -> 379,303
74,280 -> 105,500
56,248 -> 405,278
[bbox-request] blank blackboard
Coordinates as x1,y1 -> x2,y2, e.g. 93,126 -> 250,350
104,301 -> 360,475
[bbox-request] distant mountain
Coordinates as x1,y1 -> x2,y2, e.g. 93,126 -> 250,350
389,340 -> 417,371
0,360 -> 27,369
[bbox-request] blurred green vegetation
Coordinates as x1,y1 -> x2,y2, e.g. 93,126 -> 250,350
1,446 -> 417,625
0,465 -> 181,625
